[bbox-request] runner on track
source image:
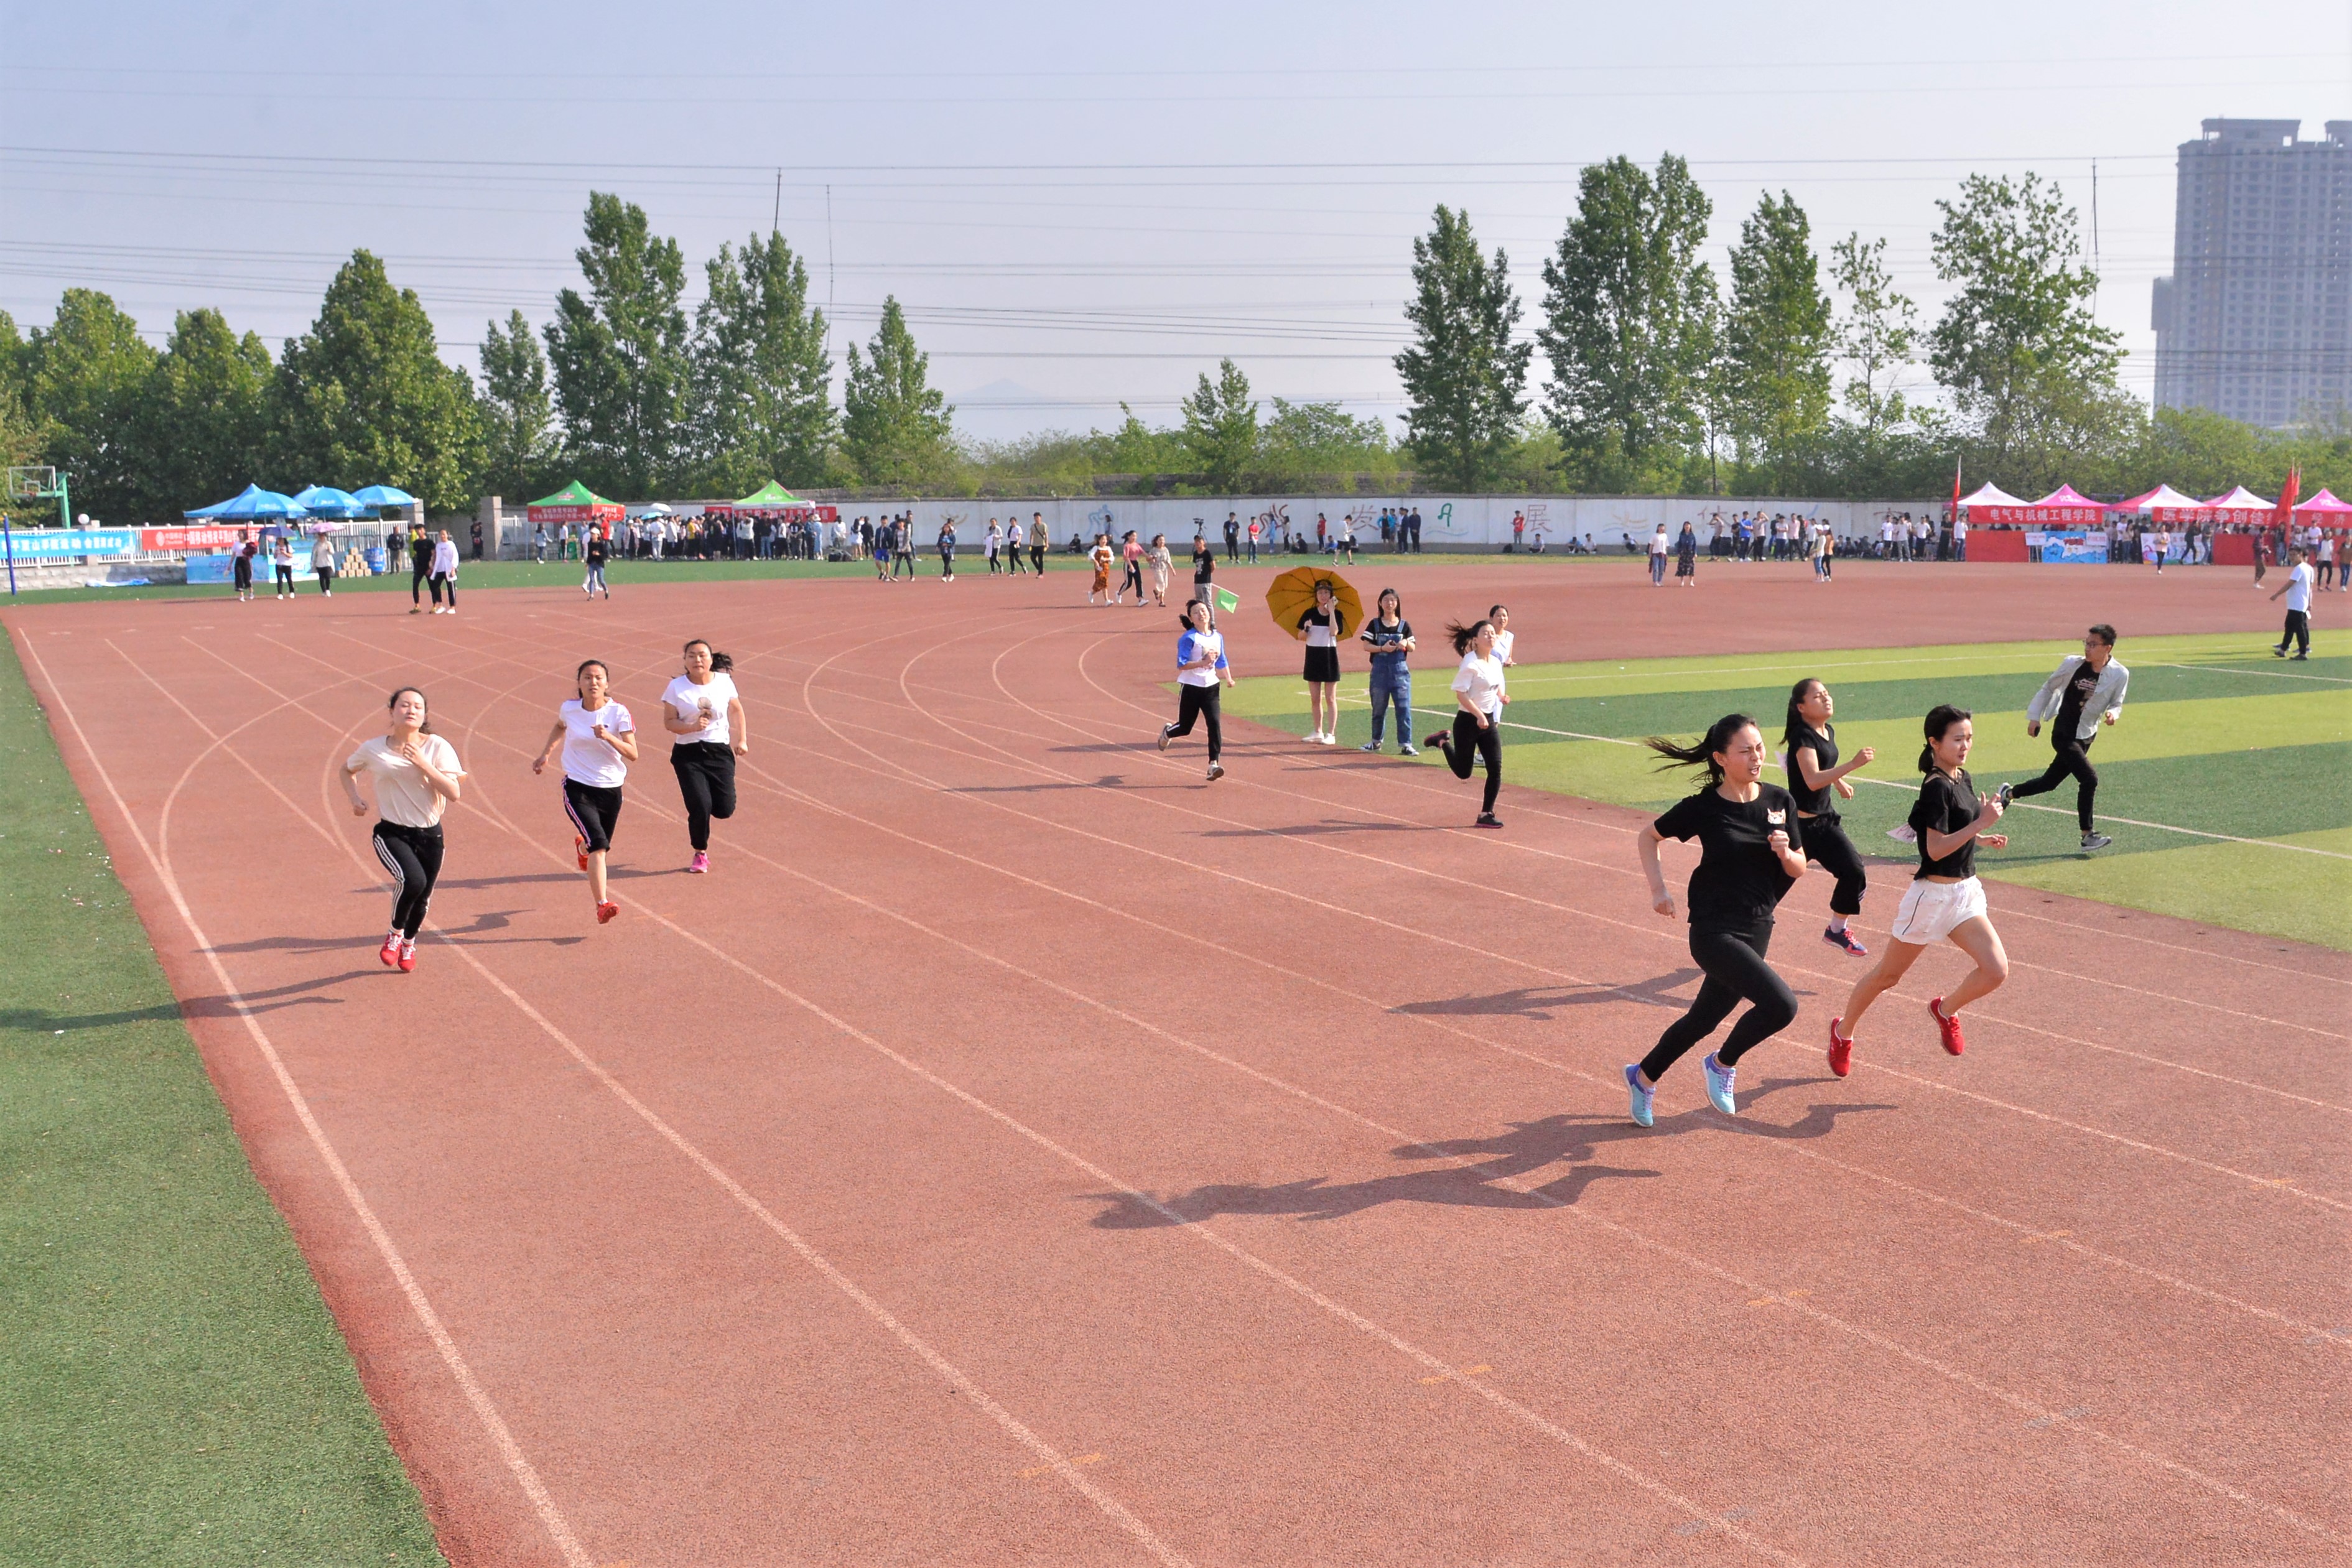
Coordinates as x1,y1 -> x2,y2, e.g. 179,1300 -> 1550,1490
1148,534 -> 1172,606
583,526 -> 611,598
428,530 -> 460,615
1357,587 -> 1416,755
533,659 -> 637,925
2000,624 -> 2127,852
1626,714 -> 1808,1126
1783,678 -> 1877,956
1433,617 -> 1508,829
341,686 -> 466,973
1157,599 -> 1232,782
662,639 -> 747,874
1294,578 -> 1347,746
1828,705 -> 2010,1074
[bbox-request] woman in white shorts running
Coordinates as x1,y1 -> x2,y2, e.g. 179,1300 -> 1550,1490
1826,703 -> 2010,1075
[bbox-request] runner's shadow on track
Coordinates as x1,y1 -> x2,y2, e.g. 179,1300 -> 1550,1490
1393,970 -> 1701,1018
6,972 -> 373,1030
1716,1076 -> 1899,1139
1084,1113 -> 1665,1227
213,911 -> 558,952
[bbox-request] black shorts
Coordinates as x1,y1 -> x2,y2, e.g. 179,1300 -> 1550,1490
562,777 -> 625,853
1303,645 -> 1341,684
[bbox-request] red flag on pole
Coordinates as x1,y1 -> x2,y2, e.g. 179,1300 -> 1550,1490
2276,465 -> 2302,523
1951,457 -> 1963,520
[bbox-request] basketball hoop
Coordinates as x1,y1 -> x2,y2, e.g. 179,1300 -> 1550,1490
6,465 -> 58,502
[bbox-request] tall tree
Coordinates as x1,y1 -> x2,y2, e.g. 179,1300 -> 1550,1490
0,310 -> 45,481
1828,231 -> 1918,443
1395,205 -> 1530,491
1257,397 -> 1393,490
478,310 -> 557,502
1928,172 -> 2126,466
1179,357 -> 1260,491
274,251 -> 485,512
134,308 -> 274,516
1536,155 -> 1718,489
1722,191 -> 1832,488
840,297 -> 954,486
544,193 -> 691,497
690,231 -> 835,493
24,290 -> 155,522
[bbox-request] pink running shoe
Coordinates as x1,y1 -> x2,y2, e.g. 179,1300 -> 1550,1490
1928,996 -> 1965,1055
689,851 -> 709,874
1828,1017 -> 1852,1077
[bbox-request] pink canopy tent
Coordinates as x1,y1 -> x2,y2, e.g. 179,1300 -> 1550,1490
2113,484 -> 2207,523
2291,488 -> 2352,521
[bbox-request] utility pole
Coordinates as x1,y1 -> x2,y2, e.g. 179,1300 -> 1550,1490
772,168 -> 781,234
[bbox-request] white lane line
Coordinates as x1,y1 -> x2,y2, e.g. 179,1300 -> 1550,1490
31,632 -> 594,1568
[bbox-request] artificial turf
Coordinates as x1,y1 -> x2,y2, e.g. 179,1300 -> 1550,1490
0,632 -> 446,1564
1227,631 -> 2352,950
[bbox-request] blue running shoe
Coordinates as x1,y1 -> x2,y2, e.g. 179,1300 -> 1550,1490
1702,1052 -> 1738,1115
1624,1063 -> 1654,1128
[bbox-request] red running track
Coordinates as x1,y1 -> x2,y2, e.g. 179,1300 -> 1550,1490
9,558 -> 2348,1567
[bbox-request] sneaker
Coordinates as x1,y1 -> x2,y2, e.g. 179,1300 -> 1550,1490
2080,832 -> 2113,851
1702,1052 -> 1738,1115
1158,723 -> 1174,752
1996,782 -> 2014,809
1823,924 -> 1869,957
408,606 -> 421,615
1359,741 -> 1382,753
2290,653 -> 2308,661
576,835 -> 589,871
1928,996 -> 1965,1055
2272,646 -> 2288,658
1474,812 -> 1504,829
379,935 -> 402,968
689,851 -> 709,874
596,901 -> 620,924
1624,1063 -> 1655,1128
1206,761 -> 1225,782
396,940 -> 417,973
1828,1017 -> 1853,1077
1398,741 -> 1417,756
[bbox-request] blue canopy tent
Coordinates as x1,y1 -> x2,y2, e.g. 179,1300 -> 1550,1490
185,484 -> 311,521
289,485 -> 370,519
350,484 -> 418,511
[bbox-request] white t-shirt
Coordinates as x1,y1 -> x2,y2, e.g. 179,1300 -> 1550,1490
661,672 -> 738,748
2285,562 -> 2315,614
1491,628 -> 1515,666
1176,628 -> 1225,688
430,539 -> 458,575
348,733 -> 463,828
1452,652 -> 1507,717
1650,531 -> 1669,555
559,699 -> 635,787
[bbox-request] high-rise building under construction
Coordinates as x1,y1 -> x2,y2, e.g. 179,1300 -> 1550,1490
2152,119 -> 2351,428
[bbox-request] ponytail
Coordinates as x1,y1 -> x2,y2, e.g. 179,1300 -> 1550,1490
683,638 -> 733,672
1782,678 -> 1821,755
1446,618 -> 1493,656
1645,713 -> 1759,786
1919,704 -> 1973,772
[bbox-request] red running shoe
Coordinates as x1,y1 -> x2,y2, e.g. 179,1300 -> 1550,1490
396,940 -> 417,973
575,835 -> 589,871
1828,1017 -> 1852,1077
379,935 -> 401,968
596,901 -> 620,924
1928,996 -> 1965,1055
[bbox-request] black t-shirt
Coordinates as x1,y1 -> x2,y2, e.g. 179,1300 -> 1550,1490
585,535 -> 607,567
2053,658 -> 2101,742
1909,768 -> 1979,879
1785,723 -> 1838,815
1193,549 -> 1215,582
1653,782 -> 1806,931
409,536 -> 430,570
1365,616 -> 1413,663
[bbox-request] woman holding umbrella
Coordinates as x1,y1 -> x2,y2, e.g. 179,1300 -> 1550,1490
1292,578 -> 1350,745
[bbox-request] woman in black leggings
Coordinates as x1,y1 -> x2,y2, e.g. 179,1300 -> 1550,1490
1626,713 -> 1810,1125
660,638 -> 747,873
340,687 -> 467,973
1783,678 -> 1877,957
1433,616 -> 1507,828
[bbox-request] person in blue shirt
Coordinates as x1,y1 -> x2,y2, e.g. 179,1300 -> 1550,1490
1157,600 -> 1234,782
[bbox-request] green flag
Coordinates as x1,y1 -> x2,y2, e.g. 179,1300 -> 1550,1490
1214,587 -> 1239,613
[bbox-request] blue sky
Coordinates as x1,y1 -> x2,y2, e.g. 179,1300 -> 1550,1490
6,0 -> 2348,439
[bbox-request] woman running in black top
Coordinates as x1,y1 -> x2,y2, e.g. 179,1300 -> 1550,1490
1627,714 -> 1809,1125
1783,679 -> 1877,956
1827,705 -> 2010,1074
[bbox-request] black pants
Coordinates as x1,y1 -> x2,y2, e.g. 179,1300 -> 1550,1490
2279,609 -> 2311,656
2010,733 -> 2098,832
1800,810 -> 1868,917
1443,711 -> 1503,813
671,742 -> 737,851
1169,682 -> 1222,761
316,567 -> 334,594
429,572 -> 455,607
1123,562 -> 1143,599
1640,922 -> 1798,1081
233,559 -> 253,593
893,550 -> 914,578
274,564 -> 294,592
371,820 -> 444,940
411,564 -> 429,605
562,777 -> 624,853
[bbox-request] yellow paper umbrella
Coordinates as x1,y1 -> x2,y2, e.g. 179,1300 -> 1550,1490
1263,565 -> 1365,642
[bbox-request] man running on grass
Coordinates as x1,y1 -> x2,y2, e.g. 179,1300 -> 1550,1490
2000,623 -> 2129,853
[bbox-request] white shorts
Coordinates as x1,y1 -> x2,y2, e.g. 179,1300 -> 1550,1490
1889,876 -> 1988,945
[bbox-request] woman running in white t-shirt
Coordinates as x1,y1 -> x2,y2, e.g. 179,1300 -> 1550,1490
661,638 -> 748,873
532,659 -> 638,924
340,686 -> 467,972
1434,617 -> 1508,828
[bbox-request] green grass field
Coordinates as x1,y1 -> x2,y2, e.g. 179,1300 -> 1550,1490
1227,631 -> 2352,950
0,636 -> 445,1563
